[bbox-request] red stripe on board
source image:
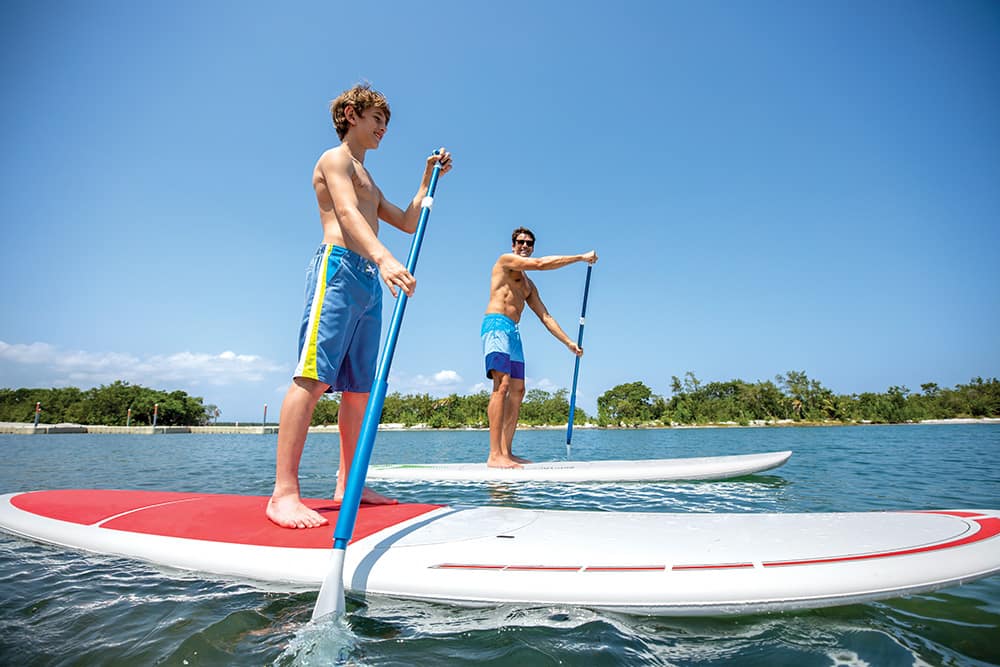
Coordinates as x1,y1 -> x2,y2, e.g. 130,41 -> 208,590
584,566 -> 666,572
764,516 -> 1000,568
672,563 -> 755,571
433,564 -> 585,572
12,490 -> 441,549
433,564 -> 667,572
429,514 -> 1000,574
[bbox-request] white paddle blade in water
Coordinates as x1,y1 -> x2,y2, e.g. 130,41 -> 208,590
312,549 -> 347,620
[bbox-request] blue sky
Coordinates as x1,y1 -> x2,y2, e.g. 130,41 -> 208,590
1,1 -> 998,422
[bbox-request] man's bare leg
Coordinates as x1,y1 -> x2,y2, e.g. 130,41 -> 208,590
267,378 -> 330,528
334,391 -> 396,505
501,377 -> 531,464
487,372 -> 522,468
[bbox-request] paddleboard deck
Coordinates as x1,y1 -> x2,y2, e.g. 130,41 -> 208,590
366,450 -> 793,482
2,489 -> 998,615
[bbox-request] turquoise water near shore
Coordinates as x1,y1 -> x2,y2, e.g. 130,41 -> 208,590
1,424 -> 998,665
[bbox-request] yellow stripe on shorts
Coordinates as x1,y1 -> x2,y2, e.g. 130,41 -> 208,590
297,244 -> 334,380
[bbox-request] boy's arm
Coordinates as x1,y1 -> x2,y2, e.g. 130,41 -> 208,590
498,250 -> 597,272
526,283 -> 583,356
322,152 -> 414,297
379,149 -> 453,233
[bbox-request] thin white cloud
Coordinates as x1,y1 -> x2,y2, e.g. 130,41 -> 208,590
433,370 -> 461,383
0,341 -> 59,365
530,376 -> 561,392
0,340 -> 285,389
387,369 -> 464,396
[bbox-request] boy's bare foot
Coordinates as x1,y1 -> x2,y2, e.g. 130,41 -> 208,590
511,454 -> 532,464
266,494 -> 329,529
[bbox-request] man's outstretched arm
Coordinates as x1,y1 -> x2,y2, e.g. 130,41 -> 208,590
498,250 -> 597,272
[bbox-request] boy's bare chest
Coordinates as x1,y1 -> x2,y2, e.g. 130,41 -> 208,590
351,163 -> 380,206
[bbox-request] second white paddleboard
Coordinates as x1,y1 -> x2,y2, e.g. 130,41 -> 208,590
365,450 -> 792,482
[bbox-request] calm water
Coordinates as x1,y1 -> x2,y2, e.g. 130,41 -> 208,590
1,424 -> 998,666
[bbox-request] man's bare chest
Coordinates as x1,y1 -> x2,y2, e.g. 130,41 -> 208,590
505,271 -> 531,302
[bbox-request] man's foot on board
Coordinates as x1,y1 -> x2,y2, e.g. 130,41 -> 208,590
511,454 -> 533,464
266,495 -> 329,529
487,456 -> 523,469
334,486 -> 398,506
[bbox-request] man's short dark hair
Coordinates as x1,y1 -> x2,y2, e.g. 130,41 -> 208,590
511,227 -> 535,244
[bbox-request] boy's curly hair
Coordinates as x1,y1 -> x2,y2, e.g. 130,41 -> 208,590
329,83 -> 391,140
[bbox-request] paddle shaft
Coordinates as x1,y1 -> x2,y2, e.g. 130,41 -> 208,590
566,264 -> 593,445
313,158 -> 442,620
333,161 -> 442,548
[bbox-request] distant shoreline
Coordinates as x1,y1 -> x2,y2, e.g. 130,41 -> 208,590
1,418 -> 998,435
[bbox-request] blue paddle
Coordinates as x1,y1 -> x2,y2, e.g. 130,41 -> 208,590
313,154 -> 444,620
566,264 -> 593,454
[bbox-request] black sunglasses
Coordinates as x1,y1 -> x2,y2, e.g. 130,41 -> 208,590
514,238 -> 535,247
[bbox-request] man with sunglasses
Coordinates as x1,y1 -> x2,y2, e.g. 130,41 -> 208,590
482,227 -> 598,468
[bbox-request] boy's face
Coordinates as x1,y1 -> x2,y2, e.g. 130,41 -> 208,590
348,106 -> 388,149
512,233 -> 535,257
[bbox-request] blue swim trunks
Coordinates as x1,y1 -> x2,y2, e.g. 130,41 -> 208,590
481,313 -> 525,380
294,244 -> 382,393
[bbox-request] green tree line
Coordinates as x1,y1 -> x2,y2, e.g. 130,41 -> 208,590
4,373 -> 997,428
0,382 -> 210,426
596,372 -> 1000,426
311,388 -> 586,428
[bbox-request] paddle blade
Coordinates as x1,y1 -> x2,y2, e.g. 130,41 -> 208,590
312,549 -> 347,620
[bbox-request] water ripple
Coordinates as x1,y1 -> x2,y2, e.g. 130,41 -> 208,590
1,425 -> 998,665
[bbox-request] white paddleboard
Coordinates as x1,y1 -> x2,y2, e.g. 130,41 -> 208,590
2,489 -> 998,615
366,450 -> 793,482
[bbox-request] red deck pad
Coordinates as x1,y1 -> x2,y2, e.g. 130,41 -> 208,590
12,490 -> 441,548
13,490 -> 203,525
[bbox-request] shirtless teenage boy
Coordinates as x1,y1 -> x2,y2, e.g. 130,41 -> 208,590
267,84 -> 453,528
482,227 -> 597,468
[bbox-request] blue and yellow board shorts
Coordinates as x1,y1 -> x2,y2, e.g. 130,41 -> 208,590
294,244 -> 381,393
481,313 -> 525,380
